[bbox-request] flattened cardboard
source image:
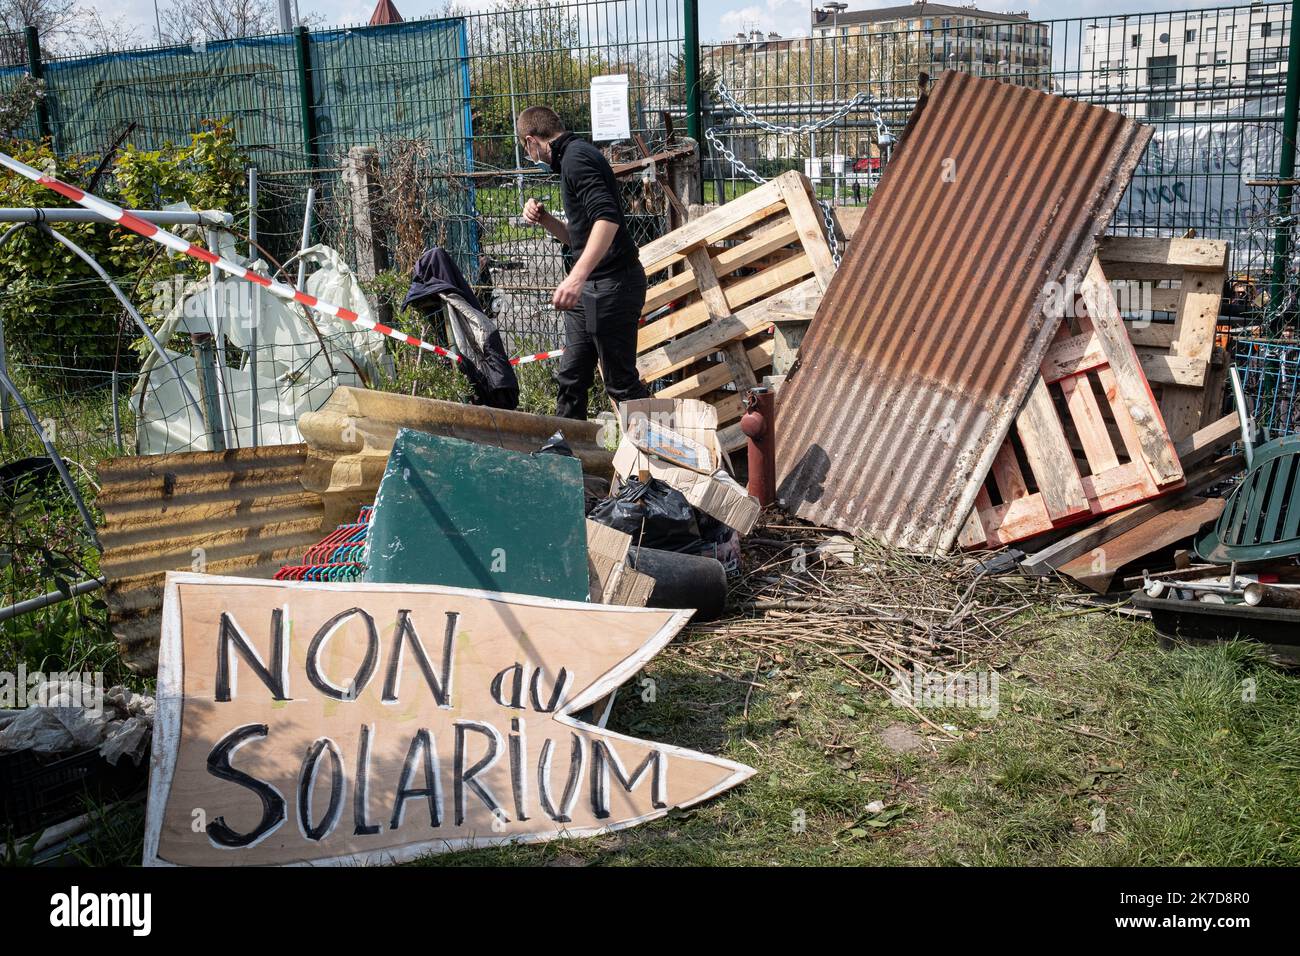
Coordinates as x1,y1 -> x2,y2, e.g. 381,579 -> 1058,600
585,519 -> 655,607
613,399 -> 761,535
145,573 -> 753,866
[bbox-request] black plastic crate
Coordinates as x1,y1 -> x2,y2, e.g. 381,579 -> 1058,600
0,747 -> 146,839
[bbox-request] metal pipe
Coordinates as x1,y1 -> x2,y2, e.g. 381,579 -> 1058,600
1270,0 -> 1300,323
294,26 -> 318,172
37,224 -> 206,429
296,186 -> 316,290
0,368 -> 99,549
24,26 -> 51,142
110,369 -> 123,453
206,226 -> 235,448
248,166 -> 260,447
684,0 -> 701,143
741,385 -> 776,506
825,2 -> 847,205
1229,364 -> 1255,465
0,207 -> 231,225
190,333 -> 226,453
1144,578 -> 1244,599
0,577 -> 105,624
0,222 -> 27,437
505,36 -> 525,212
1244,582 -> 1300,609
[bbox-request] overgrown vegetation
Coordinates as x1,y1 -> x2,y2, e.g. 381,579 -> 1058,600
0,121 -> 246,387
0,467 -> 134,686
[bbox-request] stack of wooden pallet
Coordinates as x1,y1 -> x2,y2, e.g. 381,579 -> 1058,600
1099,235 -> 1230,443
634,170 -> 835,453
958,236 -> 1241,590
807,204 -> 1240,587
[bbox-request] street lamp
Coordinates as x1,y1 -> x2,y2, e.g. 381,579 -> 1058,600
822,2 -> 847,204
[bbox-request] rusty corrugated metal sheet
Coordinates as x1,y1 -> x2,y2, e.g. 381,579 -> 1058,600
97,444 -> 325,673
775,71 -> 1152,552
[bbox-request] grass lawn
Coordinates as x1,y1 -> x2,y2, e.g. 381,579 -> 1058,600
420,609 -> 1299,867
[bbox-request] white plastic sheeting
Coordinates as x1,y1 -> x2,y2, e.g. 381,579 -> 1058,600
133,240 -> 393,454
1111,95 -> 1286,271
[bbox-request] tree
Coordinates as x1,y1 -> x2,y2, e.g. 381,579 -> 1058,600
447,0 -> 622,169
0,72 -> 41,136
0,0 -> 142,65
158,0 -> 278,44
666,52 -> 718,107
67,6 -> 140,54
0,0 -> 80,65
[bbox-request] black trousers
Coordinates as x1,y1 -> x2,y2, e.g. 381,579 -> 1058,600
555,270 -> 650,420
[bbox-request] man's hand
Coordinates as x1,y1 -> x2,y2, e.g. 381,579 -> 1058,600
523,197 -> 547,225
525,198 -> 570,245
553,271 -> 584,311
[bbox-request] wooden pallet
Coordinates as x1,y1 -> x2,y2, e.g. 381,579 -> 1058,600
635,170 -> 835,453
959,257 -> 1186,549
1086,236 -> 1228,442
827,222 -> 1227,442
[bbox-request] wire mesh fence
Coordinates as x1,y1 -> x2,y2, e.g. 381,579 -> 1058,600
1,0 -> 1300,638
701,2 -> 1296,276
1236,338 -> 1300,437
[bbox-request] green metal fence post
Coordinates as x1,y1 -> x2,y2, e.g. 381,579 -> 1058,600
684,0 -> 704,189
24,26 -> 52,143
294,25 -> 319,170
1270,2 -> 1300,319
684,0 -> 701,143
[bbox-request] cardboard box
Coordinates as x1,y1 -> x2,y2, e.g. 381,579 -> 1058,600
612,398 -> 761,535
586,519 -> 654,606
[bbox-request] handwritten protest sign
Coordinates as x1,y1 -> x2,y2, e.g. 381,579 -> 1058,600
144,573 -> 752,866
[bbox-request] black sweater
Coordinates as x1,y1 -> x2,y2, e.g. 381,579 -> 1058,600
551,133 -> 641,280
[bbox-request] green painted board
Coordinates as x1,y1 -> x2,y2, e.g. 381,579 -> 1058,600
364,428 -> 589,601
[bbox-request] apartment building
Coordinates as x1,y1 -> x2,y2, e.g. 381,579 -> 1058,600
1075,4 -> 1290,118
811,2 -> 1053,88
702,3 -> 1053,165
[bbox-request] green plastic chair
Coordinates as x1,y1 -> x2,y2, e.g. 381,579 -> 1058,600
1196,435 -> 1300,564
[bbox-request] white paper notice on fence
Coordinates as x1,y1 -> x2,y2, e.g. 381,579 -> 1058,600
591,74 -> 631,142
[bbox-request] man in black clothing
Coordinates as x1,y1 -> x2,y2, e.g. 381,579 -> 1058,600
517,105 -> 650,421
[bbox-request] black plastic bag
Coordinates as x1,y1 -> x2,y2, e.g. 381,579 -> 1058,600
689,511 -> 742,573
589,477 -> 702,552
535,430 -> 575,458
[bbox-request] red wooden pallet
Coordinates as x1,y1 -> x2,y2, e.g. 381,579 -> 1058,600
960,258 -> 1186,549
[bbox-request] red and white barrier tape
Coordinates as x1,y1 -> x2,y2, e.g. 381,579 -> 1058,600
510,348 -> 564,366
0,151 -> 575,369
0,152 -> 467,362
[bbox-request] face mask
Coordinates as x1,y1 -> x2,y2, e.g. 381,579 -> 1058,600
526,138 -> 552,173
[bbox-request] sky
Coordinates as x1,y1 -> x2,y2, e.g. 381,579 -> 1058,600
102,0 -> 1213,47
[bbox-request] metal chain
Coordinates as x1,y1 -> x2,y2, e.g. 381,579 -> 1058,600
714,79 -> 892,146
706,79 -> 894,267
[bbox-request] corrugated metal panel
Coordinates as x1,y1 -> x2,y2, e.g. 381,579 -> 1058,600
775,71 -> 1152,552
97,444 -> 325,673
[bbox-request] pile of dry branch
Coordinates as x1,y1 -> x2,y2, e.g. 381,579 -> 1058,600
678,516 -> 1101,729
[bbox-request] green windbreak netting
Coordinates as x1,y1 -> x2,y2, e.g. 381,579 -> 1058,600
37,20 -> 472,173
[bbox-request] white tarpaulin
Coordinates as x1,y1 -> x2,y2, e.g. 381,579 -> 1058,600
1111,95 -> 1287,271
134,239 -> 392,455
